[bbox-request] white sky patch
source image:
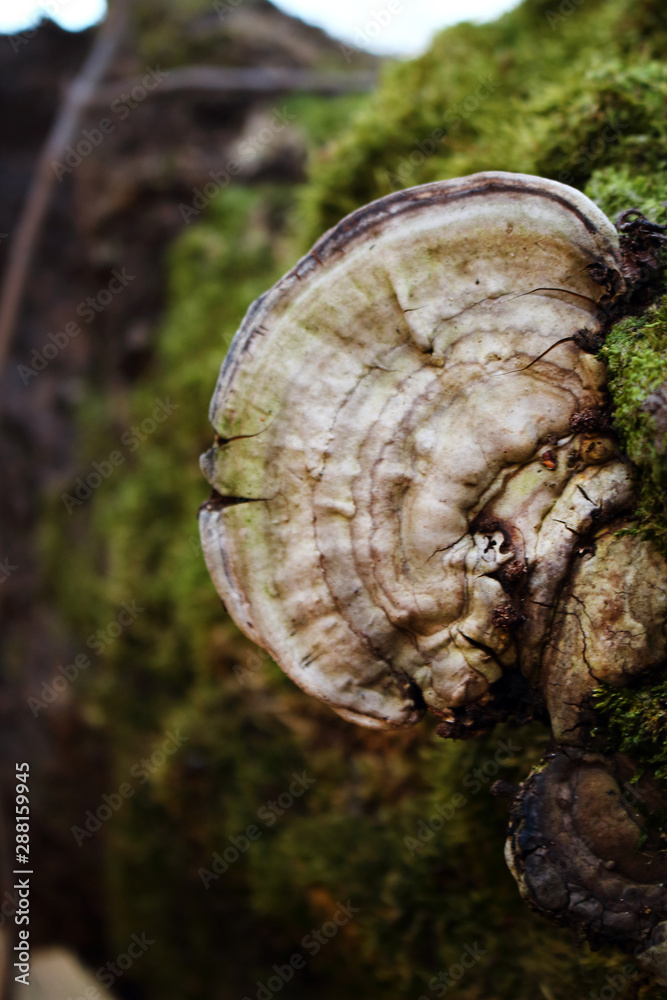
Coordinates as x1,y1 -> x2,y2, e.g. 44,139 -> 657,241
266,0 -> 519,56
0,0 -> 107,34
1,0 -> 519,52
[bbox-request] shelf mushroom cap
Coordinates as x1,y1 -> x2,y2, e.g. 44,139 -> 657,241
199,170 -> 628,729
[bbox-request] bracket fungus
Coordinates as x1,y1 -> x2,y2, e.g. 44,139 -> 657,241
199,171 -> 667,974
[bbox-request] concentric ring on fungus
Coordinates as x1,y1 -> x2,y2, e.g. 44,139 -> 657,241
200,171 -> 635,725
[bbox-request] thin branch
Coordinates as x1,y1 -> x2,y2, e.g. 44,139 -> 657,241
0,1 -> 129,378
92,65 -> 376,103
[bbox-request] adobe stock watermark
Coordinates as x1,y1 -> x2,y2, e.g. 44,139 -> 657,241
71,730 -> 188,845
528,790 -> 667,1000
588,963 -> 639,1000
213,0 -> 245,19
546,0 -> 586,30
17,268 -> 135,386
62,932 -> 155,998
419,941 -> 487,999
557,117 -> 628,186
242,901 -> 360,1000
61,397 -> 179,513
404,738 -> 521,856
188,534 -> 202,556
232,648 -> 268,686
588,924 -> 667,1000
96,932 -> 155,991
198,771 -> 316,887
387,76 -> 500,189
339,1 -> 402,63
0,890 -> 16,929
6,0 -> 72,51
0,557 -> 18,583
176,575 -> 270,683
51,67 -> 168,180
178,106 -> 296,224
27,599 -> 144,717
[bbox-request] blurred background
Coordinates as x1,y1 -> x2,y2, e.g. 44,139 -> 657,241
1,0 -> 666,997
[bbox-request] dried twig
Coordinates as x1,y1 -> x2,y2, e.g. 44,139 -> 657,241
92,65 -> 376,103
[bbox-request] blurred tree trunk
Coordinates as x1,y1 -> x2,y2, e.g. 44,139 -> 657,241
0,0 -> 129,376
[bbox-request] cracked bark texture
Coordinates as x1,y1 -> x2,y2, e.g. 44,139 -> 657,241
199,171 -> 667,966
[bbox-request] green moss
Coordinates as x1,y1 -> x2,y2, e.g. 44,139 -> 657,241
601,296 -> 667,554
43,183 -> 292,644
298,0 -> 667,246
43,0 -> 667,996
44,181 -> 633,997
593,679 -> 667,785
585,166 -> 667,223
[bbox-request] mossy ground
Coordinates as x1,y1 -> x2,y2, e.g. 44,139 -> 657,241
593,679 -> 667,786
46,0 -> 667,997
